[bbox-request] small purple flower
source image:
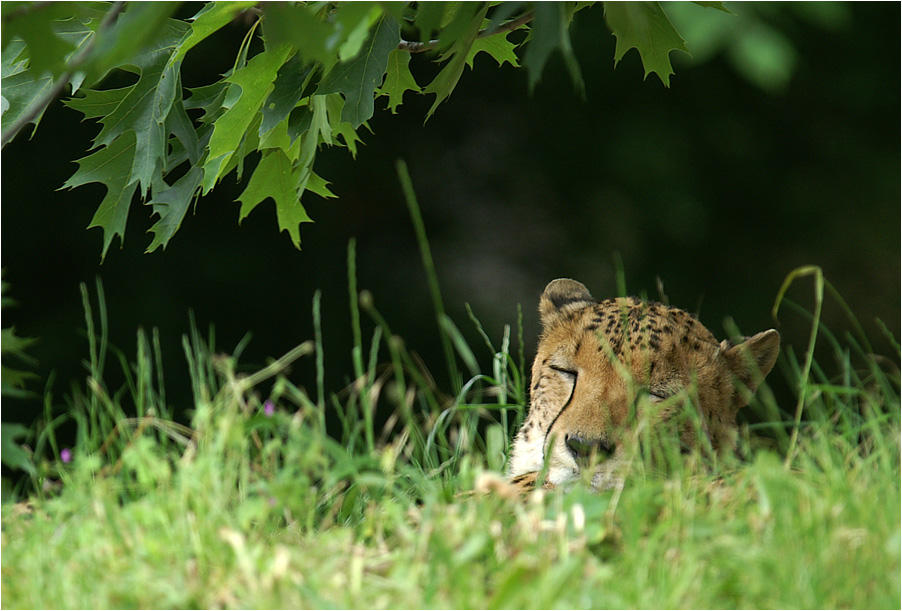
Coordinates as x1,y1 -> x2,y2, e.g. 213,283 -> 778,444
60,448 -> 72,464
264,400 -> 275,417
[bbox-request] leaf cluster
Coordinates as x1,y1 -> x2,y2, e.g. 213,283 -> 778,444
1,1 -> 723,255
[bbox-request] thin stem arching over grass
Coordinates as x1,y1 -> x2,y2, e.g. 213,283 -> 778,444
772,265 -> 824,468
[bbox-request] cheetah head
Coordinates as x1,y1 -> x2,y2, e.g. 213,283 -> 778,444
508,278 -> 780,490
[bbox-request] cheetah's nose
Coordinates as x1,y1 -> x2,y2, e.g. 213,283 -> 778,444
565,434 -> 615,462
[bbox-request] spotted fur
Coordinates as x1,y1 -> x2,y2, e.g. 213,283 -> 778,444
508,278 -> 780,490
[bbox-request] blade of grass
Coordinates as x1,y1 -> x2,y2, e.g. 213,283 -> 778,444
441,315 -> 479,378
465,303 -> 497,354
613,251 -> 628,298
347,238 -> 374,454
312,289 -> 326,433
395,159 -> 460,395
152,327 -> 168,418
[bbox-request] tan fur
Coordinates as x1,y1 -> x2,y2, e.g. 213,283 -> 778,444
508,279 -> 780,490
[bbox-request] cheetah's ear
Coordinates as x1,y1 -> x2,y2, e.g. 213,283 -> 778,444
539,279 -> 595,329
723,329 -> 780,402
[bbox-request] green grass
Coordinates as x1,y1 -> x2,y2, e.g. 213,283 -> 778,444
3,268 -> 898,610
2,173 -> 899,608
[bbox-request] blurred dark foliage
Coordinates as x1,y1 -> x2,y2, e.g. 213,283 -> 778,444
2,3 -> 898,439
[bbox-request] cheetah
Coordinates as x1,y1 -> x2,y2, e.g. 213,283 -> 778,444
508,278 -> 780,490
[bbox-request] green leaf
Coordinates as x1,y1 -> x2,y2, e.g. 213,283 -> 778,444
0,320 -> 38,398
1,368 -> 37,397
67,20 -> 191,193
691,1 -> 731,13
166,95 -> 201,167
484,2 -> 528,35
236,149 -> 312,248
423,4 -> 488,120
0,327 -> 36,362
413,1 -> 447,42
604,1 -> 689,87
146,166 -> 203,253
63,85 -> 129,122
317,16 -> 400,128
258,114 -> 295,156
322,93 -> 363,158
48,6 -> 106,94
81,2 -> 181,85
234,113 -> 262,183
62,130 -> 139,258
183,81 -> 229,124
333,3 -> 382,61
172,1 -> 258,65
333,120 -> 364,159
260,54 -> 310,136
434,3 -> 481,52
380,48 -> 420,113
201,154 -> 229,196
465,31 -> 521,69
307,171 -> 337,199
376,1 -> 406,22
205,44 -> 291,181
287,105 -> 313,146
294,94 -> 331,170
1,38 -> 27,76
0,70 -> 51,136
524,2 -> 582,91
0,423 -> 34,475
2,3 -> 82,78
728,23 -> 797,92
262,3 -> 339,69
0,12 -> 92,140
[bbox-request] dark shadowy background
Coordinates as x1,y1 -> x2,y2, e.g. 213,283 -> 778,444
2,2 -> 899,432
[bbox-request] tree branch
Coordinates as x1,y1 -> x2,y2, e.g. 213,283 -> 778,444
1,1 -> 126,148
397,11 -> 534,53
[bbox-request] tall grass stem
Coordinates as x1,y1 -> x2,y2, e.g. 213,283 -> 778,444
395,159 -> 460,394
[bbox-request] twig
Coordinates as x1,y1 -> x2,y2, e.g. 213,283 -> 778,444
1,1 -> 126,148
397,11 -> 534,53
